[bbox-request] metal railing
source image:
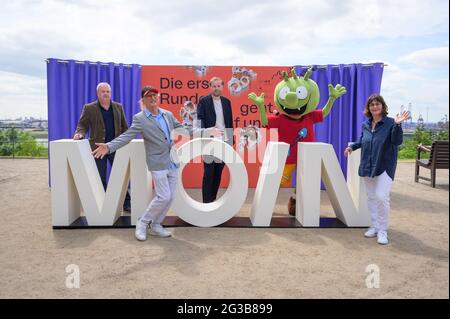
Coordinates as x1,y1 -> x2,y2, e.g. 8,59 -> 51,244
0,128 -> 48,159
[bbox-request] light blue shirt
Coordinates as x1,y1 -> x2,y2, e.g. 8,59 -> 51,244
144,108 -> 177,170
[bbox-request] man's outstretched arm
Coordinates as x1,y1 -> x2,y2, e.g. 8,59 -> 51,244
92,114 -> 142,159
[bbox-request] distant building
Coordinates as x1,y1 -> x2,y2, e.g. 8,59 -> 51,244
417,114 -> 425,127
0,117 -> 48,129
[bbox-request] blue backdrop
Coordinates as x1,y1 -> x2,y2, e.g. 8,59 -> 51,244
46,58 -> 141,185
46,60 -> 384,186
46,58 -> 142,143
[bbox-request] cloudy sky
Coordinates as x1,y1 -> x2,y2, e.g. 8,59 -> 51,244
0,0 -> 448,122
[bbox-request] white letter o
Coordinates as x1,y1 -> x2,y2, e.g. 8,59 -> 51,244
171,138 -> 248,227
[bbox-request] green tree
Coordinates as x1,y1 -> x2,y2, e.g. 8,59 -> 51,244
0,128 -> 47,157
398,125 -> 449,160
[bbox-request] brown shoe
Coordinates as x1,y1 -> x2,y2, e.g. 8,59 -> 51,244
288,196 -> 296,216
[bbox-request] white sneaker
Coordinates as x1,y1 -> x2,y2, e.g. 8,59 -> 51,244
135,219 -> 148,241
377,230 -> 389,245
149,223 -> 172,238
364,227 -> 378,238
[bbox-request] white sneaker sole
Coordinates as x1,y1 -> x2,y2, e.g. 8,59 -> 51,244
149,230 -> 171,238
364,233 -> 378,238
135,235 -> 147,241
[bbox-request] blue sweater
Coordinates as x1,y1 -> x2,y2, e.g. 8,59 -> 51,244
350,116 -> 403,180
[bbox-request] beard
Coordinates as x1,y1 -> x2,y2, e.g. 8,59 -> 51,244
99,96 -> 111,106
212,90 -> 222,97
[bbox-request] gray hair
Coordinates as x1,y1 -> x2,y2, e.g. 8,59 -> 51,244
96,82 -> 111,92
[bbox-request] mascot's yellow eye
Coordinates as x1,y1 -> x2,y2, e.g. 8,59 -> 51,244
296,86 -> 308,99
278,87 -> 290,100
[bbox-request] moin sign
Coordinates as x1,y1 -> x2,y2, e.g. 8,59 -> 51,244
49,138 -> 370,228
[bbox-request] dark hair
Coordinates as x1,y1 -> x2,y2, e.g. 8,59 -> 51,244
364,94 -> 389,119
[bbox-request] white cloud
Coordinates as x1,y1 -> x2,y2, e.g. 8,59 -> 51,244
381,63 -> 449,122
398,47 -> 449,68
0,0 -> 448,121
1,0 -> 449,67
0,71 -> 47,119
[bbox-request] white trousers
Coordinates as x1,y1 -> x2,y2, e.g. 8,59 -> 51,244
140,168 -> 179,225
363,171 -> 393,232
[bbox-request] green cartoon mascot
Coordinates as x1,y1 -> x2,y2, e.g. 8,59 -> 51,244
248,67 -> 346,215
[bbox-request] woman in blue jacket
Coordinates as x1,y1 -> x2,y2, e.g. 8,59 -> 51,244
344,94 -> 410,245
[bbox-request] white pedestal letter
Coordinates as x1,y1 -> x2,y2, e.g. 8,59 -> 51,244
170,138 -> 248,227
296,143 -> 370,227
50,139 -> 151,226
250,142 -> 289,226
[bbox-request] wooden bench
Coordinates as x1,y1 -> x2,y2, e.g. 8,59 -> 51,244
415,140 -> 449,187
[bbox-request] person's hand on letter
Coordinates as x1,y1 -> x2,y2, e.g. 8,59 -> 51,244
344,147 -> 353,157
92,143 -> 109,159
208,127 -> 224,138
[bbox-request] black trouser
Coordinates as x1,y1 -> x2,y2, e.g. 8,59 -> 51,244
202,157 -> 225,203
95,152 -> 131,209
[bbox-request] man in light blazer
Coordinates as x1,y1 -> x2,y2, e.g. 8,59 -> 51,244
92,85 -> 223,241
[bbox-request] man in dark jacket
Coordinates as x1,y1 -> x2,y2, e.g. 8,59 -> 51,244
195,77 -> 234,203
73,82 -> 131,211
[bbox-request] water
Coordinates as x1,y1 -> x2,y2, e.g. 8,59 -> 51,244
35,138 -> 48,148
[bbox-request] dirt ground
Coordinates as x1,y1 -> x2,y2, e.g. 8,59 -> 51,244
0,158 -> 448,298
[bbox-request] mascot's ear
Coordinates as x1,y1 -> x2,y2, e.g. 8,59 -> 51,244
291,68 -> 298,79
282,71 -> 289,82
304,67 -> 313,81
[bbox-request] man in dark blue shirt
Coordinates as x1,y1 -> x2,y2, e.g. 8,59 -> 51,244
74,82 -> 131,212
